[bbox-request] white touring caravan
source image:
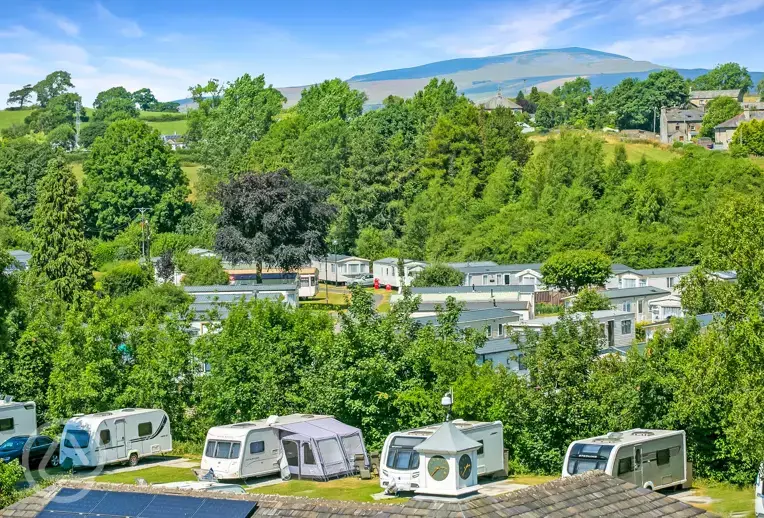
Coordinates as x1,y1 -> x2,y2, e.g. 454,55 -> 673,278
0,397 -> 36,445
379,420 -> 504,491
201,414 -> 368,481
562,429 -> 687,490
60,408 -> 172,469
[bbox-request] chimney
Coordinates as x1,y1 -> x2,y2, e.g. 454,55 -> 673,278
744,108 -> 751,120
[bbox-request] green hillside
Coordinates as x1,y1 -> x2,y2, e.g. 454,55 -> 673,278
0,108 -> 188,135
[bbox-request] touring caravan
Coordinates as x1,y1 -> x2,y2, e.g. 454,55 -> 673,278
379,420 -> 504,491
59,408 -> 172,469
0,397 -> 36,445
562,429 -> 687,490
201,414 -> 368,481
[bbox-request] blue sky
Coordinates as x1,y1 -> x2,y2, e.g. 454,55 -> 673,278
1,0 -> 764,104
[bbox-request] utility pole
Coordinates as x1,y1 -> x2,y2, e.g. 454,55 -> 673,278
133,208 -> 151,261
74,100 -> 81,149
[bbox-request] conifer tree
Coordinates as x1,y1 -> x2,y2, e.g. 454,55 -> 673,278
30,156 -> 93,302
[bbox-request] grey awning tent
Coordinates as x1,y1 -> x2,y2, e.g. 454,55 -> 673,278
272,417 -> 368,480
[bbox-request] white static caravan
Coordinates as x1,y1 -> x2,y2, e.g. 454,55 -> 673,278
562,429 -> 687,491
0,397 -> 36,445
379,420 -> 504,492
60,408 -> 172,469
201,414 -> 368,481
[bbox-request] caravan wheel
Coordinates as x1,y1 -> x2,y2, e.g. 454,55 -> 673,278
128,453 -> 139,467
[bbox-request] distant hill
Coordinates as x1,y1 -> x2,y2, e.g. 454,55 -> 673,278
169,47 -> 763,108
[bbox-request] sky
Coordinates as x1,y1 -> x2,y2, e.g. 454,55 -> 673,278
1,0 -> 763,105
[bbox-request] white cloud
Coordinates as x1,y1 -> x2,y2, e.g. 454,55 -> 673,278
636,0 -> 764,25
0,53 -> 46,76
37,8 -> 80,36
0,25 -> 36,38
95,2 -> 143,38
605,28 -> 755,63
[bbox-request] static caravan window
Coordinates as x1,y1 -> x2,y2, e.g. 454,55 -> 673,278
656,448 -> 670,466
498,324 -> 504,337
250,441 -> 265,454
621,319 -> 632,334
486,325 -> 492,338
0,418 -> 13,432
623,302 -> 632,312
100,430 -> 111,446
667,277 -> 676,288
638,299 -> 644,314
476,439 -> 484,456
516,353 -> 526,371
303,444 -> 316,465
138,422 -> 153,437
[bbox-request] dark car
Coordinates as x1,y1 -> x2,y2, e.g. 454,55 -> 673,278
0,435 -> 60,469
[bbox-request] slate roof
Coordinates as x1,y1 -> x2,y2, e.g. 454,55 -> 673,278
664,108 -> 704,122
414,420 -> 481,454
690,89 -> 742,99
456,263 -> 542,275
714,110 -> 764,129
481,93 -> 522,111
1,472 -> 713,517
476,336 -> 521,355
599,286 -> 671,299
375,257 -> 428,266
519,310 -> 634,327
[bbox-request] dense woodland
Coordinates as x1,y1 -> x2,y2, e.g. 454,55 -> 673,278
1,65 -> 764,491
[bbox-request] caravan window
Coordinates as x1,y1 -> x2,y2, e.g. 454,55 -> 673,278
476,440 -> 485,456
284,441 -> 299,467
205,440 -> 242,459
656,449 -> 670,466
250,441 -> 265,454
303,444 -> 316,465
138,422 -> 152,437
566,443 -> 613,475
64,430 -> 90,449
386,436 -> 425,471
100,430 -> 111,446
617,457 -> 633,475
341,435 -> 363,458
0,418 -> 12,432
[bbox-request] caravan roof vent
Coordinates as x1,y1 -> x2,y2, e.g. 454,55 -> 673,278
606,432 -> 623,440
232,422 -> 256,428
93,412 -> 113,417
632,431 -> 655,437
121,408 -> 136,412
266,415 -> 279,426
301,414 -> 315,419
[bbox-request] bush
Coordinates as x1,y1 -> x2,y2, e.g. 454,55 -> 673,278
411,264 -> 464,287
140,112 -> 186,122
101,261 -> 153,297
176,253 -> 228,286
151,233 -> 201,256
0,459 -> 24,508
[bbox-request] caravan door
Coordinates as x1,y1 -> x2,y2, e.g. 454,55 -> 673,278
633,446 -> 644,487
115,420 -> 127,460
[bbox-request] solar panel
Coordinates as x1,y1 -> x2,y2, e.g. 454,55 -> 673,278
40,489 -> 257,518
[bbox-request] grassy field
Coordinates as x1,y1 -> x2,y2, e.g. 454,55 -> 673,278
0,108 -> 32,129
248,477 -> 407,503
94,466 -> 197,485
688,480 -> 755,517
181,163 -> 202,200
530,132 -> 679,163
0,108 -> 187,135
303,284 -> 350,307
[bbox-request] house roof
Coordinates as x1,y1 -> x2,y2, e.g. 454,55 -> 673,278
3,472 -> 711,517
411,284 -> 535,294
416,301 -> 530,313
611,263 -> 635,274
413,308 -> 522,326
457,263 -> 543,275
599,286 -> 671,299
374,257 -> 427,266
447,261 -> 498,268
714,110 -> 764,129
635,266 -> 694,276
476,336 -> 521,355
414,420 -> 481,454
480,93 -> 522,111
519,310 -> 634,327
690,89 -> 742,99
664,108 -> 704,122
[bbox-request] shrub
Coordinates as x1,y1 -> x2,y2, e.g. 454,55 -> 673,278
411,264 -> 464,287
101,261 -> 153,297
0,460 -> 24,508
176,253 -> 229,286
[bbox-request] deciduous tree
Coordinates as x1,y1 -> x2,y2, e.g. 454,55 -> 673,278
33,70 -> 74,107
693,62 -> 753,93
0,138 -> 56,226
6,84 -> 34,109
541,250 -> 612,293
411,264 -> 464,287
701,96 -> 742,138
214,170 -> 335,279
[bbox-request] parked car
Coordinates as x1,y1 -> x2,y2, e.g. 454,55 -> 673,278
347,274 -> 375,287
0,435 -> 60,469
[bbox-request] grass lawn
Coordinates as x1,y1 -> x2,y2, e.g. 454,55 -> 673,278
71,162 -> 84,182
303,285 -> 350,307
531,131 -> 679,163
507,474 -> 559,486
94,466 -> 197,485
248,477 -> 407,503
144,119 -> 188,135
181,163 -> 201,200
365,287 -> 393,313
0,108 -> 32,130
687,479 -> 754,517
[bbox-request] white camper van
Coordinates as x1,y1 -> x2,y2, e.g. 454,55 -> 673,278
201,414 -> 368,481
379,420 -> 504,491
60,408 -> 172,469
755,463 -> 764,518
562,429 -> 687,490
0,397 -> 36,445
